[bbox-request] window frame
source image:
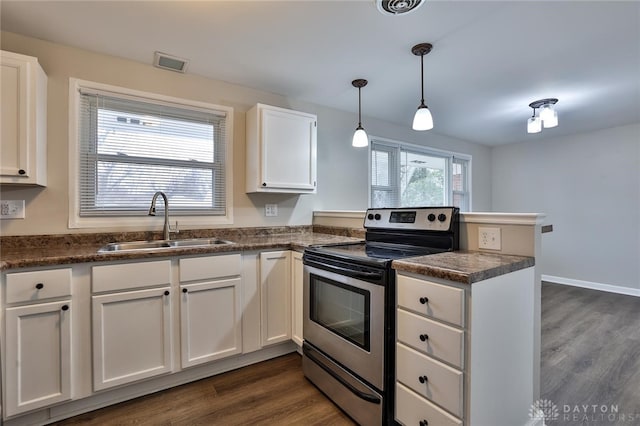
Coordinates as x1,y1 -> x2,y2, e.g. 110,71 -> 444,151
368,136 -> 472,211
68,78 -> 234,229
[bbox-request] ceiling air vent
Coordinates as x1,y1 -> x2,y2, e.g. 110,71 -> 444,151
153,52 -> 189,73
376,0 -> 425,15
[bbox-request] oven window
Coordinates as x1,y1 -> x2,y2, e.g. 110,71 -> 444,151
309,274 -> 370,351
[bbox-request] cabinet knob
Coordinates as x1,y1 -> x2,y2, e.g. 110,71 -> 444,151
419,420 -> 429,426
419,334 -> 429,342
18,169 -> 26,175
164,290 -> 170,296
61,305 -> 69,311
182,288 -> 188,293
419,297 -> 429,304
262,182 -> 267,187
35,283 -> 44,290
419,375 -> 428,384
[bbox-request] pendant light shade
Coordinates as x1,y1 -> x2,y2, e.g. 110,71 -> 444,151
411,43 -> 434,131
413,104 -> 434,131
352,126 -> 368,147
352,79 -> 369,147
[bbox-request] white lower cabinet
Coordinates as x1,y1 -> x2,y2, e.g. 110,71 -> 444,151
5,300 -> 72,416
395,268 -> 535,426
291,250 -> 304,347
179,254 -> 242,368
91,260 -> 173,391
3,268 -> 73,417
260,250 -> 291,346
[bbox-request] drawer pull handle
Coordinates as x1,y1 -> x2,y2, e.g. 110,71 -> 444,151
182,288 -> 188,293
419,420 -> 429,426
419,297 -> 429,304
164,290 -> 170,296
419,334 -> 429,342
61,305 -> 69,311
35,283 -> 44,290
418,375 -> 428,384
18,169 -> 26,175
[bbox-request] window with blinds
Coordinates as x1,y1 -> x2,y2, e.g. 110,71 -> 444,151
76,87 -> 229,217
370,139 -> 471,210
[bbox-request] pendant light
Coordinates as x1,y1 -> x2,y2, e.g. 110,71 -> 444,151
352,79 -> 369,147
411,43 -> 434,131
527,98 -> 558,134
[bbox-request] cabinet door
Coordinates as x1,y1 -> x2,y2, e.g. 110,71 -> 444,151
260,106 -> 316,191
0,54 -> 29,178
260,251 -> 291,346
180,278 -> 242,368
5,300 -> 71,416
92,287 -> 172,391
291,251 -> 304,347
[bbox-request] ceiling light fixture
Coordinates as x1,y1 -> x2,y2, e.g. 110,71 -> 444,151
411,43 -> 434,131
352,79 -> 369,147
527,98 -> 558,134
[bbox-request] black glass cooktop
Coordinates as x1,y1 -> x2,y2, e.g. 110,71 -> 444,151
307,241 -> 447,262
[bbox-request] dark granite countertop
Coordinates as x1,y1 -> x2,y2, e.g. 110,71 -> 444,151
0,232 -> 363,270
392,251 -> 535,284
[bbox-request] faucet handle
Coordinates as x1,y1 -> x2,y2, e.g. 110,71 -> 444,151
170,220 -> 180,235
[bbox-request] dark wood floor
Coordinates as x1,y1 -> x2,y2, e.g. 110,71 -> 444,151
55,282 -> 640,425
54,353 -> 355,426
541,282 -> 640,425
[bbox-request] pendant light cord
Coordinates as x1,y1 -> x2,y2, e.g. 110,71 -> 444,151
358,87 -> 363,127
420,53 -> 425,105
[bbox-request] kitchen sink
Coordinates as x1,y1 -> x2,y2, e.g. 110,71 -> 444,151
98,238 -> 234,253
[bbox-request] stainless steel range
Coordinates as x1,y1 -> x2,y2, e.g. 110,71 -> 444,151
302,207 -> 460,425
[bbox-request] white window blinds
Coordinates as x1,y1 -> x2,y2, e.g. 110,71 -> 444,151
77,89 -> 228,217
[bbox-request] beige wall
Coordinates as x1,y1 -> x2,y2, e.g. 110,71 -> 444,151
1,31 -> 318,235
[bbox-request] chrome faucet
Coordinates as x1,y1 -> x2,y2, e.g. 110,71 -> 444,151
148,191 -> 178,240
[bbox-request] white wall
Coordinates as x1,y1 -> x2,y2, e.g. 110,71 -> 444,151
0,31 -> 491,236
491,123 -> 640,291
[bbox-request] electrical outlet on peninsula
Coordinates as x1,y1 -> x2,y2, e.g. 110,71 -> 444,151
478,227 -> 501,250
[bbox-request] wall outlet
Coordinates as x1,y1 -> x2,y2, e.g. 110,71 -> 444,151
478,227 -> 501,250
265,204 -> 278,217
0,200 -> 26,219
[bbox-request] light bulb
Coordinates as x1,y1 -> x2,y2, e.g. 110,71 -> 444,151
527,116 -> 542,134
542,109 -> 558,128
412,105 -> 433,131
352,126 -> 368,147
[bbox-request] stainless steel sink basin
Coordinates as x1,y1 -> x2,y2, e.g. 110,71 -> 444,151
98,238 -> 234,253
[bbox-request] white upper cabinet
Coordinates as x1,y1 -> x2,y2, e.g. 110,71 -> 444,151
0,50 -> 47,186
246,103 -> 317,193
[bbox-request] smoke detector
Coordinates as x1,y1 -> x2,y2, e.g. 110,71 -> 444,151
376,0 -> 425,16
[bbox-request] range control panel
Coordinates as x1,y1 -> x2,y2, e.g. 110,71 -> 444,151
363,207 -> 459,232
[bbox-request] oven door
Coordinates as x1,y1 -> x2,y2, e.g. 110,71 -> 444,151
303,264 -> 385,390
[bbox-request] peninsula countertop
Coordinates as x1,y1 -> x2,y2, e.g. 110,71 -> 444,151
392,250 -> 535,284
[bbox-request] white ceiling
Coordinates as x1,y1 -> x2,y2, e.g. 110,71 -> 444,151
2,0 -> 639,146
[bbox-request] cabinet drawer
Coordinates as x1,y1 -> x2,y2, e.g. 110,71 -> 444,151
396,382 -> 462,426
397,274 -> 464,327
6,268 -> 72,304
397,309 -> 464,369
396,343 -> 463,418
179,254 -> 241,282
92,260 -> 171,293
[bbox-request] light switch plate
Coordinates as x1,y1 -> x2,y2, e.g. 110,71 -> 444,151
478,227 -> 501,250
0,200 -> 25,219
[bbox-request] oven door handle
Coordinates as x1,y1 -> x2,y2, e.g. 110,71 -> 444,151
314,263 -> 383,281
303,345 -> 381,405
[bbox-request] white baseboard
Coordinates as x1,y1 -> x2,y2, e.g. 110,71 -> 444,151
542,275 -> 640,297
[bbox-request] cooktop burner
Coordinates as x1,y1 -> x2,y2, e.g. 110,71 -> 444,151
310,241 -> 447,262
